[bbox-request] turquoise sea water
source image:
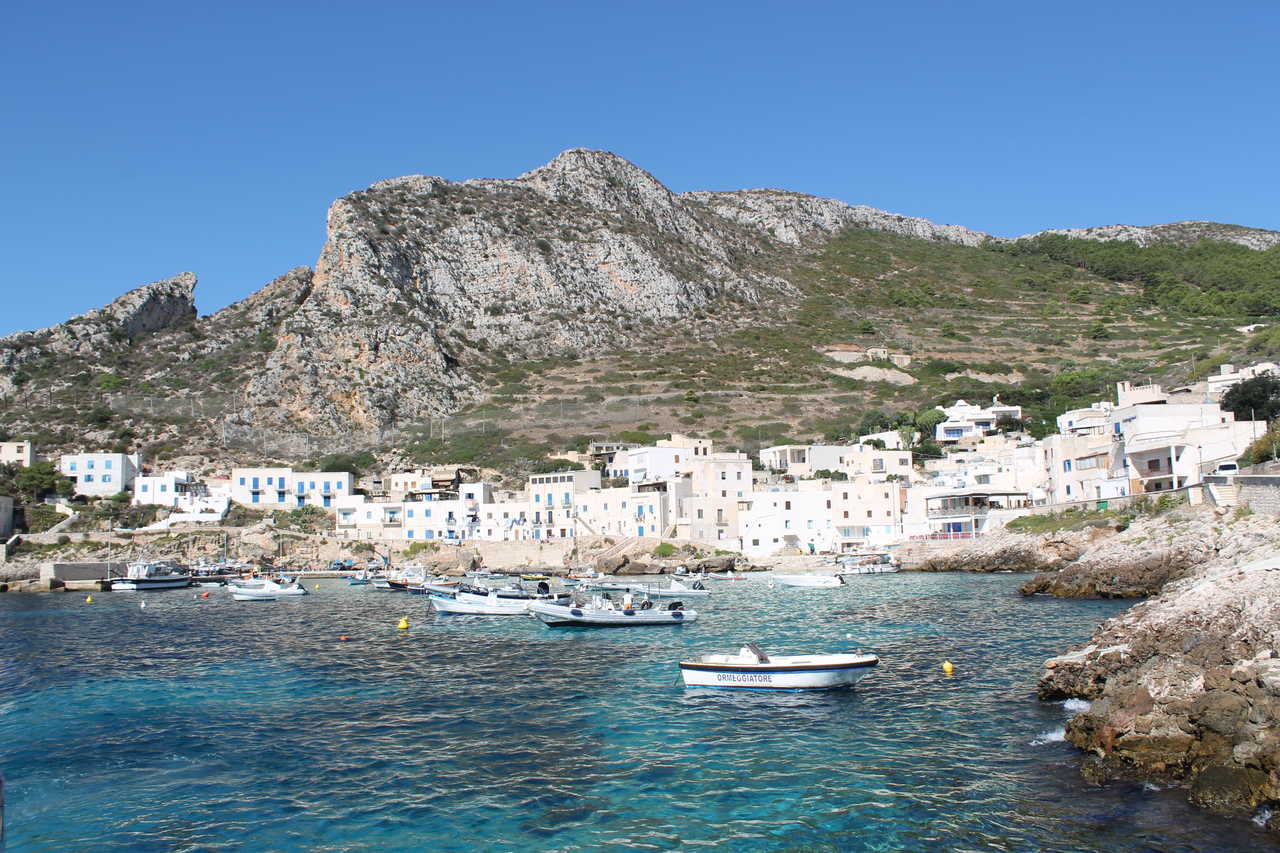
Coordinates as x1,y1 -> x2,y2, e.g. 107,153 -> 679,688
1,573 -> 1276,852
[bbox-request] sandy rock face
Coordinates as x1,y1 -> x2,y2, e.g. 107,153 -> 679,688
1033,512 -> 1280,828
914,526 -> 1101,573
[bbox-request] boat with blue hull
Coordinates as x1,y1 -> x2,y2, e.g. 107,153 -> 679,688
678,644 -> 878,690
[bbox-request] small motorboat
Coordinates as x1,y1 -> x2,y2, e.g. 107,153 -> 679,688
579,580 -> 636,592
836,551 -> 902,575
228,578 -> 307,596
642,577 -> 710,598
520,573 -> 551,582
772,574 -> 844,588
232,588 -> 279,602
706,572 -> 746,582
430,593 -> 529,615
527,597 -> 697,627
678,644 -> 879,690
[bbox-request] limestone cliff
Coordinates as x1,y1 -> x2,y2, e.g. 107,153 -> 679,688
0,273 -> 196,397
1025,220 -> 1280,250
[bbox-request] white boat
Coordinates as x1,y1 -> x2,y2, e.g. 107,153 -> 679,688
430,593 -> 529,615
228,578 -> 307,596
705,572 -> 745,581
641,577 -> 710,598
836,551 -> 901,575
527,598 -> 697,627
678,644 -> 879,689
232,588 -> 279,601
579,580 -> 636,592
110,561 -> 192,591
771,574 -> 845,588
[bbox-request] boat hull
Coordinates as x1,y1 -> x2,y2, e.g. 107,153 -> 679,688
528,601 -> 697,627
679,655 -> 878,690
110,577 -> 191,591
429,595 -> 528,615
772,575 -> 843,588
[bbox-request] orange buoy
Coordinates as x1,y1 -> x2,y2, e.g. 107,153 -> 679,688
200,591 -> 210,599
339,635 -> 349,642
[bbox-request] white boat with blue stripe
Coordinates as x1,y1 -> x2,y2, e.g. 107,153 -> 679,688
679,644 -> 878,690
528,597 -> 696,627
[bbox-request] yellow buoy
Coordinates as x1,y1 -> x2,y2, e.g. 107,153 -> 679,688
85,595 -> 93,604
314,584 -> 321,590
397,617 -> 410,630
943,660 -> 954,676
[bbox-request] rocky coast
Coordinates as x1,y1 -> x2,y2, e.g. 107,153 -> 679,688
924,504 -> 1280,830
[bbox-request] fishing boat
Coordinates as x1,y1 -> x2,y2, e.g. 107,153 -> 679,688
771,574 -> 845,588
429,593 -> 529,615
110,561 -> 192,591
678,644 -> 879,689
642,577 -> 710,598
527,597 -> 697,627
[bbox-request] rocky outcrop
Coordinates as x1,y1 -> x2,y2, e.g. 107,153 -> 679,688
913,526 -> 1103,573
0,273 -> 197,397
1020,507 -> 1280,598
1024,220 -> 1280,250
1038,554 -> 1280,829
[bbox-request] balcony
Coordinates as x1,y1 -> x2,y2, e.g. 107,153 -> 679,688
383,520 -> 402,528
927,504 -> 990,518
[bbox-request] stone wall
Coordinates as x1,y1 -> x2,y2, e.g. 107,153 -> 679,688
1235,475 -> 1280,515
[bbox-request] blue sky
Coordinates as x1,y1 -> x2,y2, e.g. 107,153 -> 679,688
3,1 -> 1277,335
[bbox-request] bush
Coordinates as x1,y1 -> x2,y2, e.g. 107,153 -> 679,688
652,542 -> 676,558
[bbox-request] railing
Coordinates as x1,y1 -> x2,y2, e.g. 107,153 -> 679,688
926,505 -> 990,518
910,532 -> 980,541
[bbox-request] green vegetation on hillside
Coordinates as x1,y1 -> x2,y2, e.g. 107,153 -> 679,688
996,234 -> 1280,316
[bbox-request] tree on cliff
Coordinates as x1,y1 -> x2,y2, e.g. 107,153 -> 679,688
1221,372 -> 1280,423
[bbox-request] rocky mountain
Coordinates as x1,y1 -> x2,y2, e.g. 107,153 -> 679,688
1026,220 -> 1280,250
0,273 -> 196,397
1,148 -> 1276,464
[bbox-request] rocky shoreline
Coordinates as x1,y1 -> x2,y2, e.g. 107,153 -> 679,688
924,505 -> 1280,830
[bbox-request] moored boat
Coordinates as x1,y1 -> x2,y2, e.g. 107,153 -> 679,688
232,588 -> 279,602
430,593 -> 529,615
110,561 -> 192,591
528,597 -> 697,627
705,572 -> 746,581
836,550 -> 901,575
641,577 -> 710,598
771,574 -> 844,588
678,644 -> 878,689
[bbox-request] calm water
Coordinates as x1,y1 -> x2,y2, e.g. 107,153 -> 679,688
1,574 -> 1275,852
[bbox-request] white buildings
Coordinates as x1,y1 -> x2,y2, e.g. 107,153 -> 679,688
132,471 -> 229,516
1206,362 -> 1279,399
0,440 -> 35,468
934,398 -> 1024,443
230,468 -> 353,509
59,452 -> 142,497
1110,400 -> 1261,493
760,444 -> 849,476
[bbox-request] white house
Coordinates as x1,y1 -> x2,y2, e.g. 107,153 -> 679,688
1041,433 -> 1128,504
934,398 -> 1024,443
230,468 -> 353,509
59,452 -> 142,497
133,471 -> 229,516
738,487 -> 839,558
1056,402 -> 1113,436
0,440 -> 35,468
1206,362 -> 1279,399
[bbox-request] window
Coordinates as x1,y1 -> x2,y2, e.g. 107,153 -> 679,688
1063,460 -> 1073,472
751,539 -> 760,547
866,510 -> 873,518
104,460 -> 113,470
784,501 -> 791,510
84,474 -> 94,483
141,484 -> 149,492
267,477 -> 273,485
1147,459 -> 1161,472
697,509 -> 704,519
87,460 -> 95,470
159,484 -> 165,492
899,458 -> 908,466
407,509 -> 414,518
825,500 -> 831,509
407,530 -> 414,539
843,510 -> 849,519
70,462 -> 77,472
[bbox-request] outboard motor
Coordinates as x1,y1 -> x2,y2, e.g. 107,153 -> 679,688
639,600 -> 654,611
692,580 -> 706,590
666,601 -> 684,611
537,581 -> 550,596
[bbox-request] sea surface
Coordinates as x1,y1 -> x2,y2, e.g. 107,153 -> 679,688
1,573 -> 1276,852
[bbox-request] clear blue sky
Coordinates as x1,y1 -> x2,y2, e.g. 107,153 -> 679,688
3,1 -> 1277,336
